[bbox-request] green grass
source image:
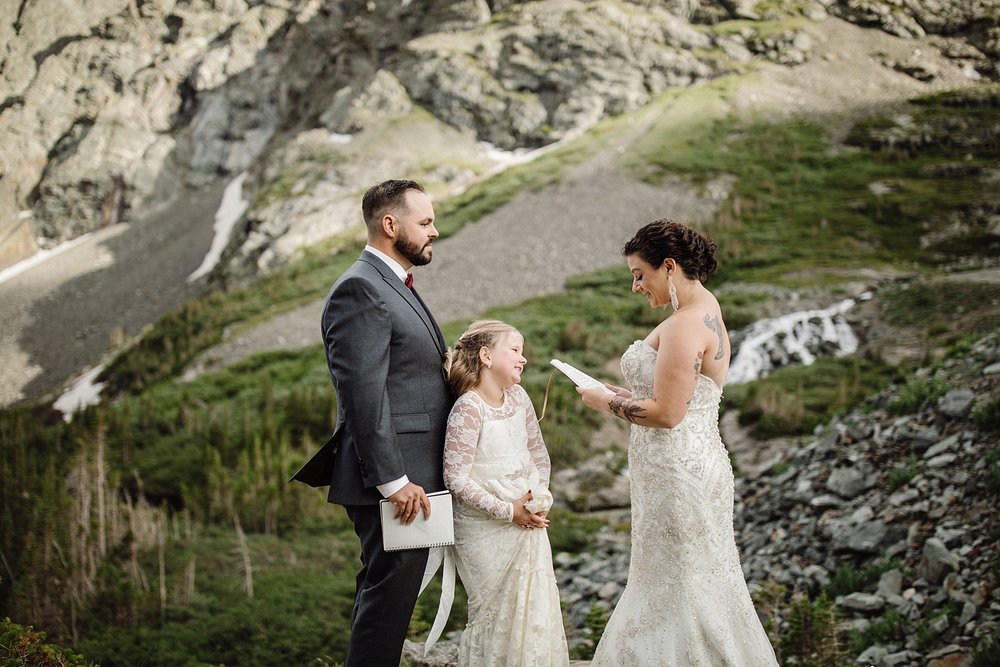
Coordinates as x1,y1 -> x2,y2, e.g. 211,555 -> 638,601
879,281 -> 1000,350
848,607 -> 906,654
723,357 -> 897,439
886,375 -> 950,416
983,446 -> 1000,495
779,594 -> 847,667
630,85 -> 1000,285
546,507 -> 606,554
823,558 -> 905,599
886,456 -> 920,491
973,395 -> 1000,433
973,628 -> 1000,667
75,521 -> 356,666
73,516 -> 468,667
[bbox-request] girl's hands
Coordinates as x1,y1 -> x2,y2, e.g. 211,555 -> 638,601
512,490 -> 550,530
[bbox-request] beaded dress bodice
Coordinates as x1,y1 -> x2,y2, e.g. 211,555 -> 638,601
591,340 -> 778,666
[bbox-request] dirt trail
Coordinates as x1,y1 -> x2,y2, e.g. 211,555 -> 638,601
184,109 -> 718,377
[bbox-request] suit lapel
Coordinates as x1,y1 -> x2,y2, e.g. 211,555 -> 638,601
409,285 -> 447,353
360,252 -> 445,356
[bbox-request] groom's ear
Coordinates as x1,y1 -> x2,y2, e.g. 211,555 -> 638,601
381,214 -> 397,239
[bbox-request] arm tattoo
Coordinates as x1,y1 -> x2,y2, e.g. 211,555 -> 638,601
703,314 -> 725,360
609,395 -> 646,424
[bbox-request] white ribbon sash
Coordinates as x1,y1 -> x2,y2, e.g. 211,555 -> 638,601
419,545 -> 456,657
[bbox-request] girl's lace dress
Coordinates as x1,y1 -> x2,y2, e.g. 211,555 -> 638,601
444,384 -> 569,666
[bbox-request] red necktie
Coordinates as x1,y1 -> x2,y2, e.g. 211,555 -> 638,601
405,272 -> 413,289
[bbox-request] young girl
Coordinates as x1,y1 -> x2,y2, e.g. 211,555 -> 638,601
444,319 -> 569,666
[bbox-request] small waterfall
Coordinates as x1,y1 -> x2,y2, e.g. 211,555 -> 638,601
727,295 -> 866,385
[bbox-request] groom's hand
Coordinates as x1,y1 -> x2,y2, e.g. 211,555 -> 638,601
388,482 -> 431,525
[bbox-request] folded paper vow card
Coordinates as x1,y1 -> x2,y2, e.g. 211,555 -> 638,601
550,359 -> 613,395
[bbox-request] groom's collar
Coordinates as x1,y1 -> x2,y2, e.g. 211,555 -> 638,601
364,245 -> 408,283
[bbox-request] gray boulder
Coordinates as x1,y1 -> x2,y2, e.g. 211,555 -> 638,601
917,537 -> 961,584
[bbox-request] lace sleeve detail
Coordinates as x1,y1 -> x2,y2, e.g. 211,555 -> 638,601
516,385 -> 551,486
443,395 -> 514,522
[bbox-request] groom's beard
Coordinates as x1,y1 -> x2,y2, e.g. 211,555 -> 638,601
395,227 -> 432,266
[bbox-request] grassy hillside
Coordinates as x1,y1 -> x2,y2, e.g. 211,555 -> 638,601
2,82 -> 998,665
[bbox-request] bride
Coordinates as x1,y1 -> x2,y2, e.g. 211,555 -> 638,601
578,219 -> 778,666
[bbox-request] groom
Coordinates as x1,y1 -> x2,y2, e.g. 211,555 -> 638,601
292,179 -> 452,665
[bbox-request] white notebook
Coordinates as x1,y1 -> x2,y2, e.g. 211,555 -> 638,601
550,359 -> 613,395
379,490 -> 455,551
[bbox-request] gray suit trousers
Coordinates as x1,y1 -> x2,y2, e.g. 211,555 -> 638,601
344,504 -> 430,667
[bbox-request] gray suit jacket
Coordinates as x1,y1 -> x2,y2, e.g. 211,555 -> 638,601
291,250 -> 453,505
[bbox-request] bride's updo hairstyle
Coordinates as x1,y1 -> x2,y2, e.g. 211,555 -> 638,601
447,319 -> 518,397
622,219 -> 718,283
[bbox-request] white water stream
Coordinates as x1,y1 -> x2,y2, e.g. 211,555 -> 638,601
727,294 -> 866,385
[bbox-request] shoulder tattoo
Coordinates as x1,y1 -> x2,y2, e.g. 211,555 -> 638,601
703,314 -> 725,360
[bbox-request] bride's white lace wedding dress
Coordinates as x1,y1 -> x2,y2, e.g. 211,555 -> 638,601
444,384 -> 569,667
591,341 -> 778,666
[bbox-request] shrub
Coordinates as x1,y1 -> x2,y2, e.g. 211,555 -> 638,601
780,594 -> 847,667
886,456 -> 919,491
568,598 -> 610,660
972,628 -> 1000,667
982,446 -> 1000,494
886,377 -> 949,415
848,608 -> 906,653
973,396 -> 1000,432
0,617 -> 93,666
823,559 -> 904,599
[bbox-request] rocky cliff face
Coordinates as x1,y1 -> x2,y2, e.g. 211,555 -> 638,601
1,0 -> 996,276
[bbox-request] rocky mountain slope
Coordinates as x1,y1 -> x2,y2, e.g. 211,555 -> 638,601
547,333 -> 1000,666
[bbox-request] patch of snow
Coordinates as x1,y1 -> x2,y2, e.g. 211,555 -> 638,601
188,172 -> 250,282
53,364 -> 106,422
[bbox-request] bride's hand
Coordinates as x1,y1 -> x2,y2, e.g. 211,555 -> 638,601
577,386 -> 614,414
512,491 -> 549,530
604,383 -> 632,398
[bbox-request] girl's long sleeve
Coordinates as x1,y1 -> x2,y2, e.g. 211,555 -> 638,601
443,397 -> 515,522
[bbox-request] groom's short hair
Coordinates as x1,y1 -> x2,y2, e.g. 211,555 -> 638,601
362,179 -> 426,233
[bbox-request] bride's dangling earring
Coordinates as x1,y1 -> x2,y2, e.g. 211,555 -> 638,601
668,273 -> 680,311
